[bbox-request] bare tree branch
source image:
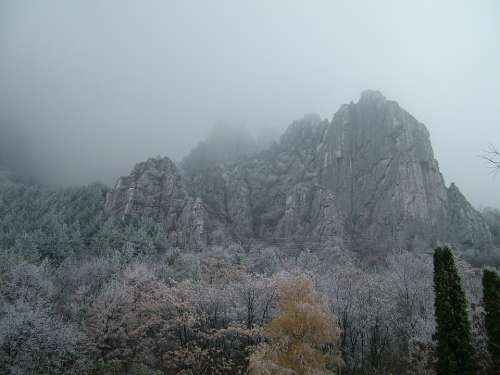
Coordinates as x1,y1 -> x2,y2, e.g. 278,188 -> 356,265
481,144 -> 500,174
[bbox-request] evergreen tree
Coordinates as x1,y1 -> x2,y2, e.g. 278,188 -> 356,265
433,247 -> 475,375
483,269 -> 500,374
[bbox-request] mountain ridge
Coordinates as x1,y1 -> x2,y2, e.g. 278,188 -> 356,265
105,91 -> 493,253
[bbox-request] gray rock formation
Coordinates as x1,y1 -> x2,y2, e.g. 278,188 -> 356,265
105,157 -> 227,250
447,182 -> 492,248
185,113 -> 346,247
106,91 -> 493,253
314,90 -> 491,251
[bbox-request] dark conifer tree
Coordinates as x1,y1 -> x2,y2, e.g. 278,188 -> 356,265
433,247 -> 475,375
483,269 -> 500,374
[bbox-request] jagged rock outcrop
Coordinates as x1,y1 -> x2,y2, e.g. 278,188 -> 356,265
317,91 -> 451,251
105,157 -> 228,250
106,91 -> 493,253
311,90 -> 491,251
447,182 -> 492,248
186,113 -> 345,246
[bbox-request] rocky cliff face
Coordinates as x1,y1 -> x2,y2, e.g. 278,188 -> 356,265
314,91 -> 492,251
186,113 -> 345,245
317,91 -> 451,251
105,157 -> 228,250
106,91 -> 493,253
447,182 -> 492,248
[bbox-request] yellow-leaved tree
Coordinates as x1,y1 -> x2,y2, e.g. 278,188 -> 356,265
249,274 -> 342,375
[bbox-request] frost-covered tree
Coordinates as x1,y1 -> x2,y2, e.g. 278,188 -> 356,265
0,302 -> 89,375
315,250 -> 436,374
83,264 -> 182,372
0,183 -> 108,261
1,173 -> 495,375
232,273 -> 278,329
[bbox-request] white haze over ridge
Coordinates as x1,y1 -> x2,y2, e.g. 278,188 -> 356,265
0,0 -> 499,208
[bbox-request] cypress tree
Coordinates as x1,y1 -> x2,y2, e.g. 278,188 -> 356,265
433,247 -> 475,375
483,269 -> 500,374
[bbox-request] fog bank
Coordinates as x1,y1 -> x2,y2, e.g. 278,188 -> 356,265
1,0 -> 499,207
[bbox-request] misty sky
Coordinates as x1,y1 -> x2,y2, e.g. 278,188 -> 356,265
1,1 -> 499,208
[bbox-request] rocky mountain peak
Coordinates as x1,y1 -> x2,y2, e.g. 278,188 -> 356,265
129,156 -> 178,179
105,156 -> 186,220
280,113 -> 325,149
105,156 -> 213,250
358,89 -> 387,106
448,182 -> 460,194
106,91 -> 493,253
447,182 -> 492,247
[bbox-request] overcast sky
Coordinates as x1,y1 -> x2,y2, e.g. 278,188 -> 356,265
1,0 -> 499,207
